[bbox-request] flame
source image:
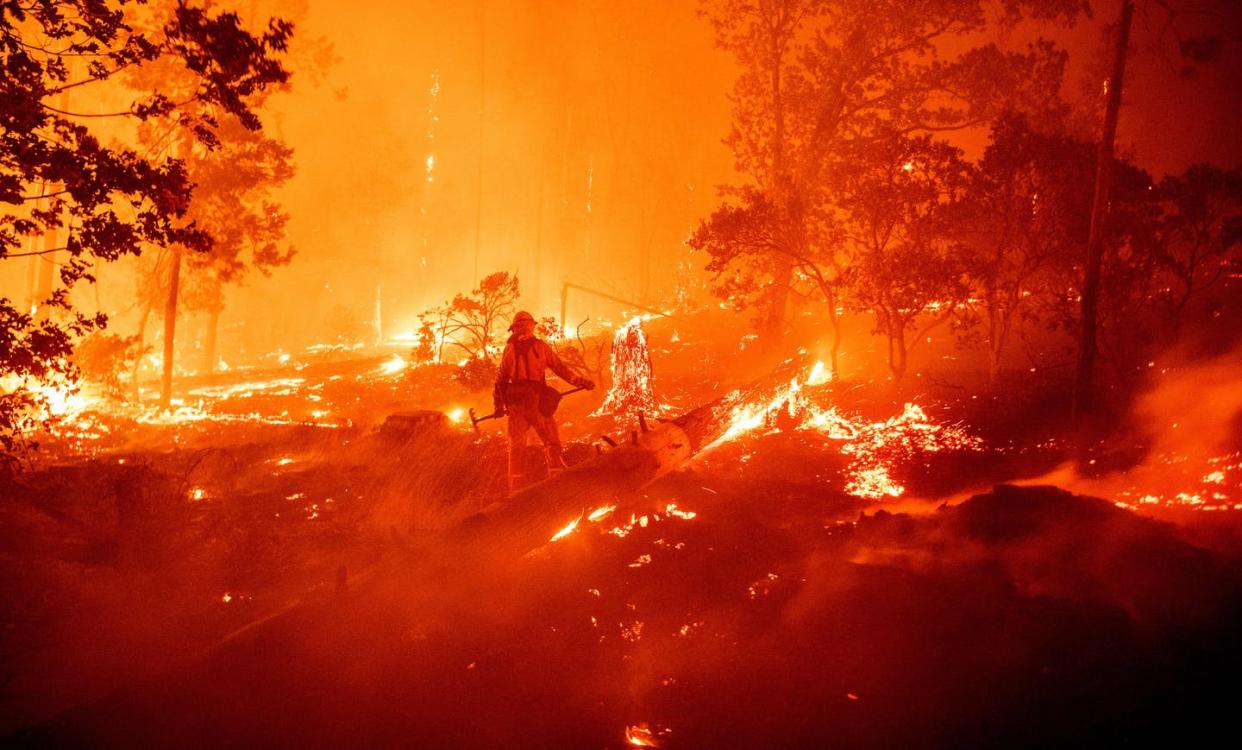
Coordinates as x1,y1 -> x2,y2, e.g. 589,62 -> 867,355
588,504 -> 617,522
447,407 -> 465,423
710,365 -> 981,499
379,355 -> 407,375
663,503 -> 696,520
550,515 -> 582,542
624,724 -> 661,747
805,360 -> 832,386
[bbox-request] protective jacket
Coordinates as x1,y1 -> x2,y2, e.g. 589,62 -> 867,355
496,335 -> 578,387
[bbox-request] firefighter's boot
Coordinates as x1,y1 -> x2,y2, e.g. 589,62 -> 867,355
507,447 -> 523,496
545,443 -> 567,477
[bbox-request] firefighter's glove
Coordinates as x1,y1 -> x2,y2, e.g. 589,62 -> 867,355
492,383 -> 507,415
575,377 -> 595,391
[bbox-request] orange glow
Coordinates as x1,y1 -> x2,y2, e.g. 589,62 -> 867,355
625,724 -> 661,747
549,516 -> 582,542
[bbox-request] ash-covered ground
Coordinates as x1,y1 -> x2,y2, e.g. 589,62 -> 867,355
3,312 -> 1240,748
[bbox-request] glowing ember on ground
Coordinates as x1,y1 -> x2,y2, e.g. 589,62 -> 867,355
378,355 -> 407,375
845,467 -> 904,499
624,723 -> 666,747
550,515 -> 582,542
189,487 -> 207,502
663,503 -> 696,520
588,505 -> 617,522
1100,450 -> 1242,512
710,364 -> 981,499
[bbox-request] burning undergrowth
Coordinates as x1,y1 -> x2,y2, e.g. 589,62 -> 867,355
698,362 -> 983,500
1016,352 -> 1242,515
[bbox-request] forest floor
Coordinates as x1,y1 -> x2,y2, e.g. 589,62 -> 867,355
2,311 -> 1240,748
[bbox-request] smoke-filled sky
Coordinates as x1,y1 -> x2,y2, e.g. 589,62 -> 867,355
242,0 -> 737,352
4,0 -> 1240,361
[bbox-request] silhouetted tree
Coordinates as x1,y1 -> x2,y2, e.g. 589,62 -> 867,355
1148,164 -> 1242,333
695,0 -> 1082,351
0,0 -> 292,460
957,114 -> 1093,379
443,272 -> 520,361
840,134 -> 971,381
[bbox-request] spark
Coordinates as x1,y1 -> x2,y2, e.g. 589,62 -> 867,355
805,360 -> 832,385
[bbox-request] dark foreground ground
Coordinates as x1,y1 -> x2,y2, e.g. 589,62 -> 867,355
6,475 -> 1241,748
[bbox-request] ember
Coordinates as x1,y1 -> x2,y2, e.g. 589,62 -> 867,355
593,317 -> 659,421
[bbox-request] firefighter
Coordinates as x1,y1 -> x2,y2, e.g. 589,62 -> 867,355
493,311 -> 594,493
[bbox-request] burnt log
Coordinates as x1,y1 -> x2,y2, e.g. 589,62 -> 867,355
451,398 -> 731,564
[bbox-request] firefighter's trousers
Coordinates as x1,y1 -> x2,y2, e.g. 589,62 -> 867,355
505,382 -> 565,493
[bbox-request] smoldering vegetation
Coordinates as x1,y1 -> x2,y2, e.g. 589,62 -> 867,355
9,481 -> 1240,749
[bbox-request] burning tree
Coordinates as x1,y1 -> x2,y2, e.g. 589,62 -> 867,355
593,317 -> 658,421
122,2 -> 300,407
694,0 -> 1081,345
0,0 -> 293,459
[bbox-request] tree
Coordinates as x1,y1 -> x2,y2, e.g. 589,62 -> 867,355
957,114 -> 1092,379
72,331 -> 144,401
441,271 -> 520,361
1148,164 -> 1242,334
134,114 -> 295,401
695,0 -> 1082,349
1,0 -> 292,457
1074,0 -> 1134,417
840,133 -> 970,381
119,2 -> 295,406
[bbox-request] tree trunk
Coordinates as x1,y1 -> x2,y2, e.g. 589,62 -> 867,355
766,261 -> 793,335
1073,0 -> 1133,418
373,283 -> 383,346
33,221 -> 59,321
159,246 -> 182,411
203,308 -> 220,375
828,307 -> 841,379
23,180 -> 46,315
132,301 -> 153,400
888,324 -> 908,382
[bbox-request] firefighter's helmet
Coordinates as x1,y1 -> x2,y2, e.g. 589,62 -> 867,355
509,310 -> 536,331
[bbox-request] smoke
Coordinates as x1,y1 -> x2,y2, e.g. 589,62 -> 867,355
1012,350 -> 1242,515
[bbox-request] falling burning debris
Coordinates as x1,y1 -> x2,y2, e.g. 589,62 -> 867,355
593,317 -> 658,421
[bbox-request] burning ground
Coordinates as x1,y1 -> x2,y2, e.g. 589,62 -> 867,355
2,314 -> 1240,748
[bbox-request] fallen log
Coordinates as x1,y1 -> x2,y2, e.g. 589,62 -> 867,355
450,396 -> 733,565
